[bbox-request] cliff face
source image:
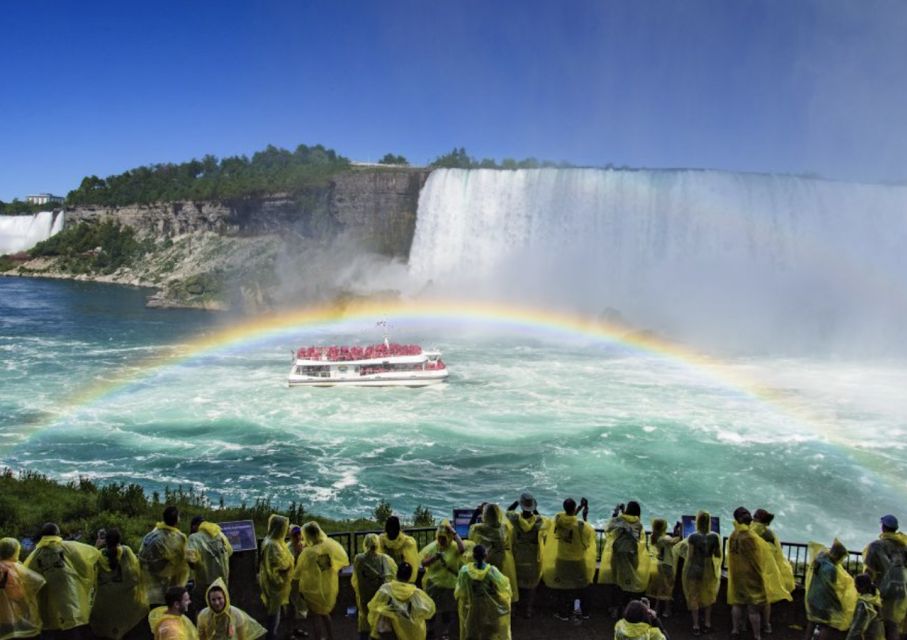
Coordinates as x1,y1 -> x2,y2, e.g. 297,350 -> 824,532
64,167 -> 429,258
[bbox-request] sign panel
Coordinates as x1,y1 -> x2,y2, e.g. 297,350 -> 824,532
681,515 -> 720,538
219,520 -> 258,552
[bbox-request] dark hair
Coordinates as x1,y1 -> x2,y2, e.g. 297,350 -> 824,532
733,507 -> 752,524
191,515 -> 204,530
473,544 -> 487,563
623,600 -> 650,624
855,573 -> 876,595
105,528 -> 122,572
753,508 -> 774,525
164,585 -> 187,608
563,498 -> 576,515
385,516 -> 401,539
40,522 -> 60,538
397,562 -> 413,582
625,501 -> 641,517
163,505 -> 179,527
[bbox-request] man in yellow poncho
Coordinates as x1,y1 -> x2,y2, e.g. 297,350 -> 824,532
455,545 -> 512,640
541,497 -> 596,622
23,522 -> 101,636
420,519 -> 470,639
600,501 -> 649,615
614,600 -> 667,640
197,578 -> 265,640
379,517 -> 420,584
863,514 -> 907,640
149,586 -> 198,640
504,493 -> 546,618
367,562 -> 436,640
352,533 -> 397,640
468,504 -> 519,604
259,515 -> 293,640
294,521 -> 349,640
188,516 -> 233,603
0,537 -> 46,640
727,507 -> 792,640
90,528 -> 149,640
677,510 -> 722,635
140,506 -> 194,606
752,508 -> 796,635
805,539 -> 858,638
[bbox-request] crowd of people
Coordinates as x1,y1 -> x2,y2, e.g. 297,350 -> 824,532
1,498 -> 905,640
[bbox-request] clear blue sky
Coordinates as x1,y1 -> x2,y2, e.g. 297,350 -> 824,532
2,1 -> 906,200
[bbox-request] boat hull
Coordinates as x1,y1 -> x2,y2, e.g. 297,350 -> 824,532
288,373 -> 448,388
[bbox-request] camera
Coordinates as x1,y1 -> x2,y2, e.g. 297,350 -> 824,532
612,503 -> 625,517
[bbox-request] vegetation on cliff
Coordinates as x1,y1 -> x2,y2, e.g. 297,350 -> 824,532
378,153 -> 409,165
28,220 -> 154,275
430,146 -> 577,170
66,143 -> 350,207
0,199 -> 60,215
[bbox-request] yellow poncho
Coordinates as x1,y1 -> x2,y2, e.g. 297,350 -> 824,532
863,531 -> 907,624
258,515 -> 293,615
726,521 -> 792,606
468,504 -> 519,602
187,522 -> 233,591
89,545 -> 149,640
541,512 -> 596,590
504,510 -> 547,589
599,514 -> 651,593
367,580 -> 436,640
378,532 -> 420,584
351,534 -> 397,633
139,523 -> 192,605
455,562 -> 512,640
197,578 -> 265,640
23,535 -> 100,631
804,542 -> 857,631
752,522 -> 796,594
294,522 -> 349,616
149,607 -> 198,640
613,619 -> 667,640
677,530 -> 722,610
0,538 -> 46,640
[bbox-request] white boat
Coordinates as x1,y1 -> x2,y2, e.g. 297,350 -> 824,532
288,339 -> 449,387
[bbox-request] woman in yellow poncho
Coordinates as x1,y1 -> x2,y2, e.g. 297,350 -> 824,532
23,522 -> 101,633
540,498 -> 596,620
378,517 -> 420,584
599,501 -> 650,614
804,539 -> 857,637
197,578 -> 265,640
468,503 -> 519,603
420,519 -> 470,638
0,537 -> 45,640
455,545 -> 512,640
367,562 -> 436,640
677,511 -> 722,635
645,518 -> 680,618
504,493 -> 546,618
752,508 -> 796,635
259,515 -> 293,640
352,533 -> 396,640
90,529 -> 149,640
294,521 -> 349,640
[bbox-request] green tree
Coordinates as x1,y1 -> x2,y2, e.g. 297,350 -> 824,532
412,504 -> 434,527
373,499 -> 393,526
378,153 -> 408,165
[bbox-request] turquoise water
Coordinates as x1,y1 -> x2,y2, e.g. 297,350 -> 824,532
1,277 -> 906,548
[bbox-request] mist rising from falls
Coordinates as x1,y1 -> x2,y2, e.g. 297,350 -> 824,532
408,169 -> 907,354
0,211 -> 64,254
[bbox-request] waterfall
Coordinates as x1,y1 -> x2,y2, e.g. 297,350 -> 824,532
409,169 -> 907,352
0,211 -> 65,254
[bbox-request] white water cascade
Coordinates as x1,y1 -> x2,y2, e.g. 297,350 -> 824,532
0,211 -> 65,254
409,169 -> 907,352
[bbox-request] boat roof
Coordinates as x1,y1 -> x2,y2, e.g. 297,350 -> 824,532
295,353 -> 438,365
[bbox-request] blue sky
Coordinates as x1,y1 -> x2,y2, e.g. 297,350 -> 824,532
2,1 -> 906,200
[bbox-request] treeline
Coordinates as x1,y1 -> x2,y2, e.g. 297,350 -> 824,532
0,199 -> 60,215
66,143 -> 350,207
28,220 -> 154,275
429,147 -> 578,170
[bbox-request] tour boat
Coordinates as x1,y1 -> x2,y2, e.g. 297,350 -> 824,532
288,339 -> 449,387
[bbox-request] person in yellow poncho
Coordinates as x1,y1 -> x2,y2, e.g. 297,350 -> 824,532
286,525 -> 308,637
804,539 -> 858,639
614,600 -> 667,640
149,586 -> 197,640
352,533 -> 397,640
846,574 -> 884,640
541,497 -> 596,621
468,503 -> 519,604
294,521 -> 349,640
454,545 -> 512,640
600,501 -> 650,615
90,528 -> 149,640
197,578 -> 265,640
378,517 -> 420,584
0,537 -> 45,640
677,510 -> 722,635
139,506 -> 194,606
420,519 -> 471,639
23,522 -> 101,635
504,493 -> 546,618
862,514 -> 907,640
367,562 -> 436,640
188,516 -> 233,600
727,507 -> 792,640
752,508 -> 796,635
259,514 -> 293,640
645,519 -> 680,619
